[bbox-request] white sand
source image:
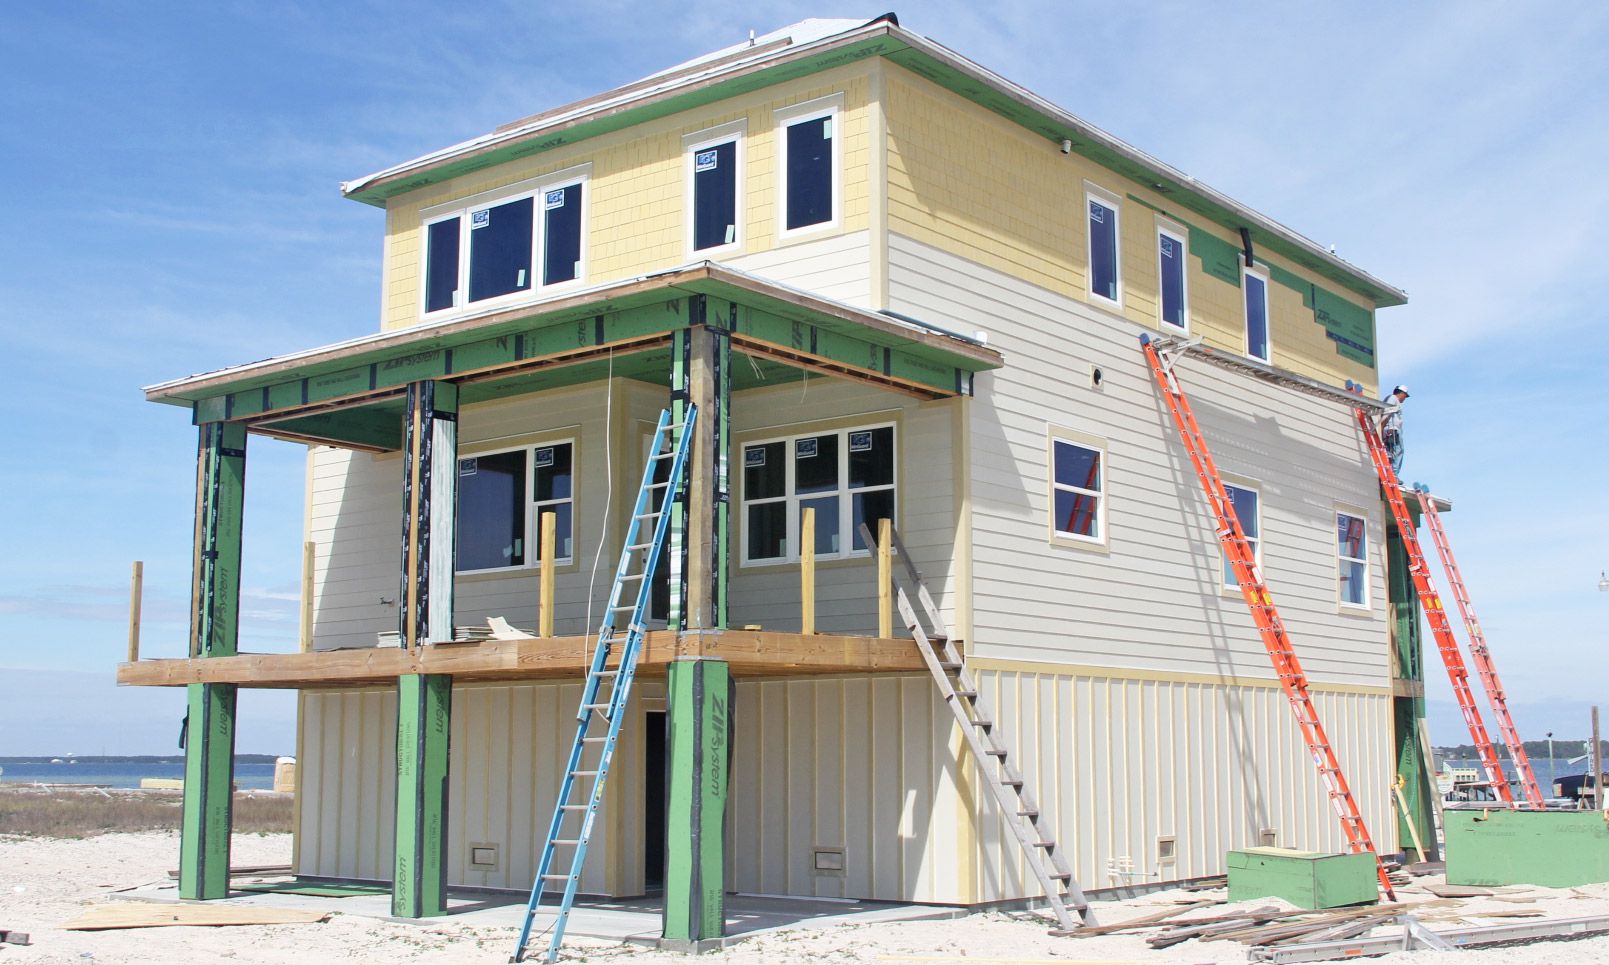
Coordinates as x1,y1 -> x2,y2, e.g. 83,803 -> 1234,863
6,831 -> 1609,963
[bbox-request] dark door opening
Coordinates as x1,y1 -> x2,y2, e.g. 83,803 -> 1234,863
644,710 -> 666,890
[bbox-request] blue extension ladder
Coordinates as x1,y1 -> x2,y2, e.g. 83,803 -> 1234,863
511,405 -> 697,963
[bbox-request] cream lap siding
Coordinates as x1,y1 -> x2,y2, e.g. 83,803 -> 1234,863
727,674 -> 971,904
887,233 -> 1389,689
724,230 -> 873,309
728,381 -> 959,636
308,448 -> 401,651
967,667 -> 1392,900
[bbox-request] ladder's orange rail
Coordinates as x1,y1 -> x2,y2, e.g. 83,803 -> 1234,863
1141,336 -> 1395,900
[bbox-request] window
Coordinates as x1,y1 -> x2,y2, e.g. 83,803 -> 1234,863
1243,264 -> 1270,362
741,424 -> 894,564
1051,437 -> 1104,543
421,168 -> 588,316
1222,483 -> 1260,588
455,440 -> 575,573
688,128 -> 741,252
1337,512 -> 1368,607
778,99 -> 839,234
1157,224 -> 1188,331
1087,188 -> 1120,305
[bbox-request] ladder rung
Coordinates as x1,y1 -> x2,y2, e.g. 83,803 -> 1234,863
1049,871 -> 1073,881
551,839 -> 581,846
952,690 -> 978,700
1017,808 -> 1039,817
1001,777 -> 1024,787
633,511 -> 661,521
591,670 -> 620,678
647,481 -> 673,490
571,770 -> 601,777
581,703 -> 611,711
582,736 -> 609,743
559,804 -> 589,811
626,542 -> 654,550
609,605 -> 636,613
1034,840 -> 1057,848
984,747 -> 1008,757
541,874 -> 573,882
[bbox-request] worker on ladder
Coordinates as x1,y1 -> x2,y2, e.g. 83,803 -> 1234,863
1380,384 -> 1409,472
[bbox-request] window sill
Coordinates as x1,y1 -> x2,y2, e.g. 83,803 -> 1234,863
1337,602 -> 1375,618
776,220 -> 841,246
456,563 -> 578,582
1048,533 -> 1110,555
739,552 -> 877,570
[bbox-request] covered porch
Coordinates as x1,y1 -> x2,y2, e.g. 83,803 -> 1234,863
118,261 -> 1000,945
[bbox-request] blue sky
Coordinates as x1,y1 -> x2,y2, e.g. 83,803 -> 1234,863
1,2 -> 1605,756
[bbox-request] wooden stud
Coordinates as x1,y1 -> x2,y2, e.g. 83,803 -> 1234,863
877,517 -> 893,638
299,542 -> 315,653
801,507 -> 816,635
127,561 -> 143,663
539,511 -> 556,638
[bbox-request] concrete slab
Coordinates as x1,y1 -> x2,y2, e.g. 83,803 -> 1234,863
117,879 -> 968,946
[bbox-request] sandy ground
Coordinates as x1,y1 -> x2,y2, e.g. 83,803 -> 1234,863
7,832 -> 1609,963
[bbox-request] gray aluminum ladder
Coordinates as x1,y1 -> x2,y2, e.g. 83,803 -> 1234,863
861,523 -> 1095,931
512,406 -> 696,963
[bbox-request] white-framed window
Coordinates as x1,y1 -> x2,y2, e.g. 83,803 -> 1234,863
1337,511 -> 1369,608
1049,432 -> 1105,545
1222,482 -> 1261,589
1243,263 -> 1270,362
686,121 -> 745,255
776,96 -> 842,237
1086,185 -> 1121,307
740,423 -> 894,564
1157,222 -> 1188,332
455,439 -> 575,573
421,166 -> 589,318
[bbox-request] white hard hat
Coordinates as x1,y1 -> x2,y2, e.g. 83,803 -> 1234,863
1393,385 -> 1410,397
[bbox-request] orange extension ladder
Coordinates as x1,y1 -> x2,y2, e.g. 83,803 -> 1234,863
1348,394 -> 1543,807
1141,336 -> 1395,900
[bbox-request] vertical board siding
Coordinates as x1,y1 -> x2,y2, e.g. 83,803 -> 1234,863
969,668 -> 1392,901
888,232 -> 1390,689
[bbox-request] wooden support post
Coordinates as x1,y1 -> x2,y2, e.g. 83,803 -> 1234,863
539,511 -> 556,638
669,309 -> 730,631
662,659 -> 732,949
801,508 -> 816,635
392,381 -> 457,918
179,419 -> 246,901
877,517 -> 893,638
299,541 -> 314,653
127,561 -> 143,663
393,673 -> 451,918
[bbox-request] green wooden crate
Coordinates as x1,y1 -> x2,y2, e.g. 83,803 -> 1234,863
1446,808 -> 1609,888
1227,847 -> 1377,909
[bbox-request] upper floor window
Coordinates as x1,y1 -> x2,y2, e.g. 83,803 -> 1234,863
1243,264 -> 1270,362
1157,223 -> 1188,331
741,423 -> 894,564
1337,512 -> 1368,607
422,167 -> 588,317
1051,434 -> 1105,544
778,97 -> 841,235
1222,482 -> 1260,589
456,440 -> 575,573
687,123 -> 744,253
1087,187 -> 1121,306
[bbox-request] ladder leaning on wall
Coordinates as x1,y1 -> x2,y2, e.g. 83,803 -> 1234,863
1348,396 -> 1545,808
860,522 -> 1097,932
1139,335 -> 1395,901
510,406 -> 697,964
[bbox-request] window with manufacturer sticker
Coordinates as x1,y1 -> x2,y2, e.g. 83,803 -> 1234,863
455,440 -> 576,572
1088,192 -> 1120,304
740,424 -> 894,563
692,139 -> 738,250
784,112 -> 834,231
1158,226 -> 1187,330
421,174 -> 586,316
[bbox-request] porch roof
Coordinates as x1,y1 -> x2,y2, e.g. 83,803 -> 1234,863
143,263 -> 1003,451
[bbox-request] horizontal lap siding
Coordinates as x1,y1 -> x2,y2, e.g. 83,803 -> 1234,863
725,230 -> 872,308
969,668 -> 1392,900
888,233 -> 1390,689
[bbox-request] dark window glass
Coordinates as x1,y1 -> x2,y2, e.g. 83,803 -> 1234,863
456,450 -> 525,570
1338,514 -> 1367,606
693,140 -> 737,251
1223,484 -> 1260,587
1088,198 -> 1118,301
852,489 -> 895,551
467,198 -> 533,303
533,444 -> 573,502
785,115 -> 833,230
747,502 -> 786,560
743,442 -> 785,499
1160,232 -> 1185,328
800,496 -> 838,555
794,434 -> 838,494
1054,488 -> 1100,539
1053,441 -> 1101,492
1052,440 -> 1102,539
1245,273 -> 1269,361
543,183 -> 583,285
425,217 -> 460,313
533,502 -> 573,562
847,427 -> 893,488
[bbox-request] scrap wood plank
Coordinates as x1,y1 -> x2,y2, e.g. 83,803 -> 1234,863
1147,906 -> 1286,948
1212,902 -> 1448,945
0,929 -> 31,946
166,863 -> 293,879
1051,899 -> 1217,936
62,903 -> 331,931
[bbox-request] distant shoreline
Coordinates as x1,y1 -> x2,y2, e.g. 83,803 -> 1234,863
0,754 -> 285,764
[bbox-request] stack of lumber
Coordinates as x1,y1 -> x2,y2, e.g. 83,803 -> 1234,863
1056,898 -> 1465,952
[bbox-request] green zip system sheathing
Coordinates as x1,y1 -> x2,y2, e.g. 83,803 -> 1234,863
178,420 -> 246,900
1447,809 -> 1609,888
393,673 -> 453,918
662,659 -> 734,948
1388,513 -> 1438,861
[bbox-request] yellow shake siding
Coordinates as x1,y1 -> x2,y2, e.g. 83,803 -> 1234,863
379,66 -> 873,332
883,66 -> 1379,391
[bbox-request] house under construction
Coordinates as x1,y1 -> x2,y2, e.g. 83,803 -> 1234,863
119,13 -> 1464,951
